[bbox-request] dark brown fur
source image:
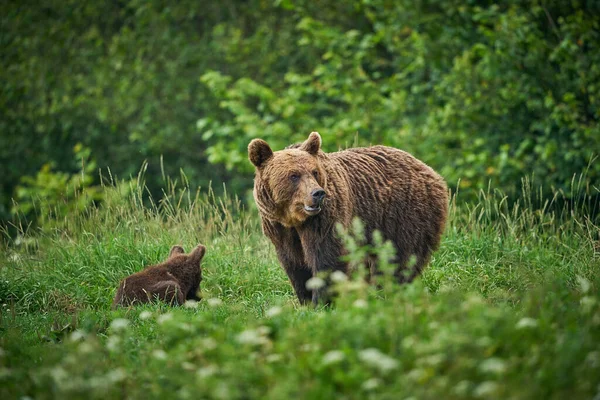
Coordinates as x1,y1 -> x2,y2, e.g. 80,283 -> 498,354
112,244 -> 206,308
248,132 -> 448,305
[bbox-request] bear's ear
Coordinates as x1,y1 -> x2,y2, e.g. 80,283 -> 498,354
300,132 -> 321,155
168,245 -> 185,258
248,139 -> 274,168
189,244 -> 206,264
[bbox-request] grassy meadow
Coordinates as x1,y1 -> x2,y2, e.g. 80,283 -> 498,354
1,176 -> 599,400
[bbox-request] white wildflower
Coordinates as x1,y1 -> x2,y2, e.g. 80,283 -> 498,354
353,299 -> 368,309
181,362 -> 196,371
152,349 -> 168,360
266,354 -> 283,363
300,343 -> 317,352
106,336 -> 121,352
236,329 -> 268,346
479,358 -> 507,375
331,271 -> 348,283
69,330 -> 86,342
452,380 -> 472,396
474,381 -> 499,398
361,378 -> 381,391
576,275 -> 591,294
106,368 -> 127,383
139,311 -> 153,320
197,365 -> 218,378
265,306 -> 282,318
515,317 -> 538,329
201,337 -> 217,350
322,350 -> 345,366
78,342 -> 94,354
206,298 -> 223,307
580,296 -> 596,313
110,318 -> 130,331
358,348 -> 399,373
184,300 -> 200,309
306,277 -> 326,290
157,313 -> 173,325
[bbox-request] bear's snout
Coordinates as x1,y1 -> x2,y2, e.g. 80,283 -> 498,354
311,188 -> 326,204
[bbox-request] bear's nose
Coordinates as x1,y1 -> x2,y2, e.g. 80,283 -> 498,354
311,189 -> 326,203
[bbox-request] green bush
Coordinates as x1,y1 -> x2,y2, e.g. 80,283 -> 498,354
2,0 -> 599,225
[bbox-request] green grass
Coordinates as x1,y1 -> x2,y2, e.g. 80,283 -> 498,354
1,178 -> 599,400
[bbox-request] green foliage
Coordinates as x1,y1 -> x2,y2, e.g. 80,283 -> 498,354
199,0 -> 600,195
3,0 -> 599,227
1,177 -> 599,399
11,144 -> 103,231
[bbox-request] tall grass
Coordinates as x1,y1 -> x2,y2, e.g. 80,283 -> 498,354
0,172 -> 598,399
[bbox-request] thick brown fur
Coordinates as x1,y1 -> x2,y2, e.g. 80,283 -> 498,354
248,132 -> 448,305
112,244 -> 206,308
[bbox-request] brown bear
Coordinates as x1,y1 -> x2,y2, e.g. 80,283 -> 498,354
112,244 -> 206,308
248,132 -> 448,305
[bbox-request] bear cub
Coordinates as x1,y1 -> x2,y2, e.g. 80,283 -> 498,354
112,244 -> 205,308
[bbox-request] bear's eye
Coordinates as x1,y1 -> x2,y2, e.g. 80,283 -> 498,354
312,170 -> 319,180
290,174 -> 300,182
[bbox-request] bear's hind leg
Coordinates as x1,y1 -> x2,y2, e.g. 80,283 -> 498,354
151,280 -> 185,305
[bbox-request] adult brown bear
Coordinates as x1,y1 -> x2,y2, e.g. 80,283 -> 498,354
248,132 -> 448,305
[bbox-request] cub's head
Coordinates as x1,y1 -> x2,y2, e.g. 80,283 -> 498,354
165,244 -> 206,278
248,132 -> 327,227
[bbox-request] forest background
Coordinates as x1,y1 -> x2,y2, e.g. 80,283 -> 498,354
1,0 -> 599,228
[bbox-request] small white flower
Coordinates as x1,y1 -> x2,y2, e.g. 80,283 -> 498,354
181,361 -> 196,371
139,311 -> 153,320
110,318 -> 130,331
300,344 -> 316,352
306,277 -> 326,290
69,330 -> 86,342
197,365 -> 218,378
453,380 -> 472,396
580,296 -> 596,313
479,358 -> 507,374
152,349 -> 168,360
361,378 -> 381,391
184,300 -> 200,309
331,271 -> 348,283
106,336 -> 121,352
78,342 -> 94,354
201,337 -> 217,350
266,354 -> 283,363
236,329 -> 268,346
106,368 -> 127,383
358,348 -> 399,373
265,306 -> 282,318
157,313 -> 173,325
353,299 -> 368,309
515,317 -> 538,329
576,275 -> 591,294
206,298 -> 223,307
474,381 -> 499,398
322,350 -> 345,365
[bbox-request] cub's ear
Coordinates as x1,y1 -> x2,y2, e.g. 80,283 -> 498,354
168,245 -> 185,258
300,132 -> 321,155
189,244 -> 206,264
248,139 -> 273,168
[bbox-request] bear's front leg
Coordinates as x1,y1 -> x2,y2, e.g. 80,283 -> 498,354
262,219 -> 312,304
299,232 -> 347,306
